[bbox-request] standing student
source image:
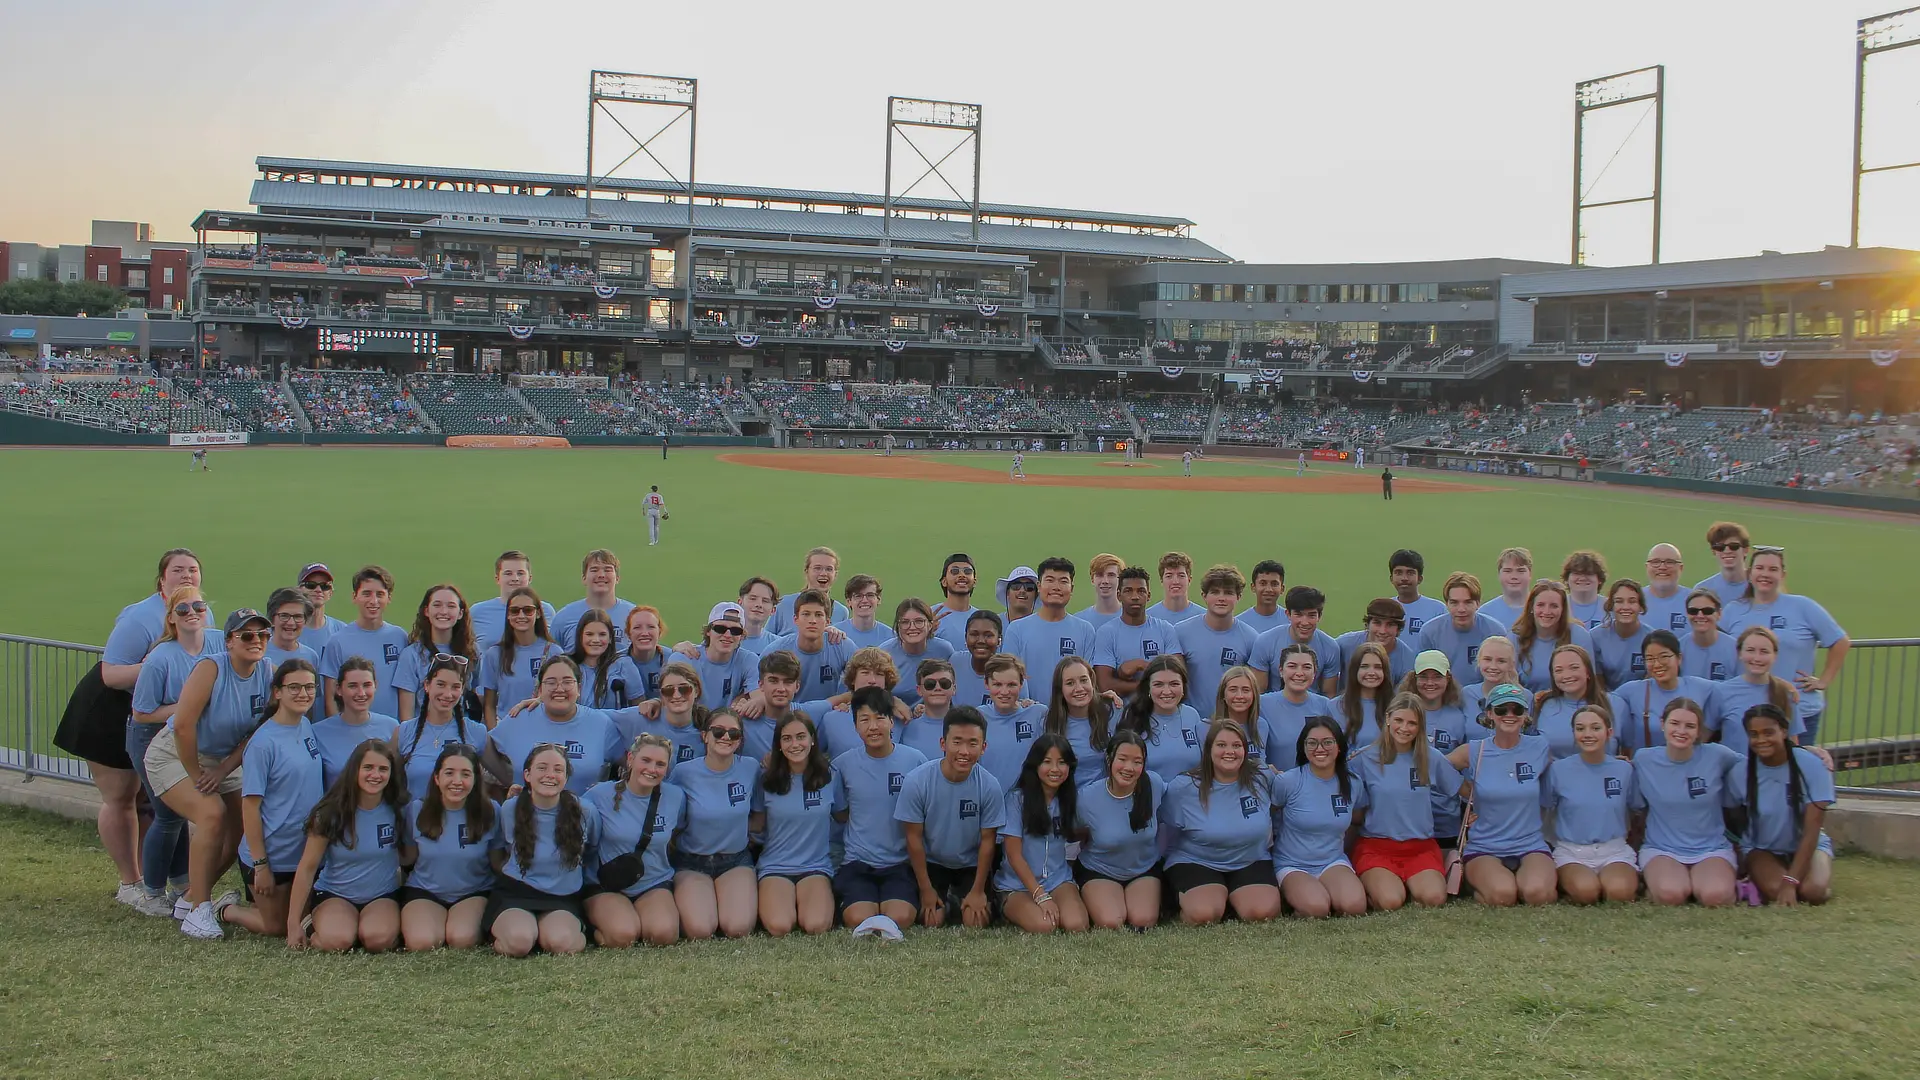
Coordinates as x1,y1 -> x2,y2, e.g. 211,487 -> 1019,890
668,708 -> 762,940
1250,585 -> 1340,697
1350,694 -> 1460,911
567,609 -> 624,710
1693,522 -> 1752,606
1445,684 -> 1556,907
398,745 -> 498,950
746,650 -> 811,764
1542,705 -> 1639,905
736,577 -> 781,656
830,687 -> 929,930
1703,627 -> 1804,755
808,648 -> 906,760
1175,564 -> 1261,711
1680,588 -> 1739,683
616,662 -> 711,768
469,551 -> 557,654
1272,717 -> 1368,918
1398,651 -> 1473,752
1614,630 -> 1717,755
1092,566 -> 1182,699
553,549 -> 636,652
1331,642 -> 1395,751
1256,644 -> 1335,770
1641,543 -> 1692,634
284,741 -> 406,952
127,584 -> 223,916
643,485 -> 668,545
1073,731 -> 1165,930
152,608 -> 276,939
1046,657 -> 1119,788
263,588 -> 321,718
769,547 -> 849,636
319,566 -> 410,718
900,658 -> 958,760
221,659 -> 326,941
583,733 -> 685,948
930,553 -> 985,652
1330,598 -> 1418,690
1237,560 -> 1290,637
1417,572 -> 1511,679
1721,546 -> 1849,744
1002,557 -> 1095,709
609,606 -> 669,704
297,563 -> 350,657
771,591 -> 853,705
1476,547 -> 1533,633
1560,550 -> 1609,630
883,599 -> 953,707
1386,550 -> 1445,634
1739,704 -> 1835,906
995,735 -> 1089,933
393,584 -> 476,720
1116,655 -> 1206,781
488,744 -> 599,956
690,602 -> 762,712
1459,635 -> 1518,725
1147,551 -> 1201,625
753,715 -> 836,936
483,657 -> 620,797
1211,666 -> 1269,771
1513,580 -> 1594,693
1633,698 -> 1743,908
1075,552 -> 1125,631
834,575 -> 893,650
1161,719 -> 1281,925
897,707 -> 1005,929
395,658 -> 487,797
312,657 -> 401,786
953,611 -> 1008,708
1531,645 -> 1627,760
1590,579 -> 1652,689
978,654 -> 1047,790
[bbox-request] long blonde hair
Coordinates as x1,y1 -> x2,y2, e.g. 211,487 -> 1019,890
1372,691 -> 1430,787
158,585 -> 204,645
1211,665 -> 1263,751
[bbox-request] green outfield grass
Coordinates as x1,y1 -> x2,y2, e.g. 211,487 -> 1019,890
0,445 -> 1914,650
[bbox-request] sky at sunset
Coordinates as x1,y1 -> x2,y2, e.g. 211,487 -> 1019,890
3,0 -> 1916,265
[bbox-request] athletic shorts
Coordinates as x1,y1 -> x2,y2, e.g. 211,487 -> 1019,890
397,885 -> 489,908
1637,846 -> 1737,871
143,725 -> 243,797
1352,837 -> 1445,880
1551,838 -> 1637,871
1277,857 -> 1354,883
924,861 -> 985,907
308,890 -> 399,914
239,862 -> 296,904
1071,860 -> 1160,889
833,860 -> 916,912
481,876 -> 582,940
1163,860 -> 1276,896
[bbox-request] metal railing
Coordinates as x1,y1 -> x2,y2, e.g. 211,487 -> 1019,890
1825,638 -> 1920,796
0,635 -> 102,782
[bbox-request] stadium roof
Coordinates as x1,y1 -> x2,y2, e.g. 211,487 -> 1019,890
246,179 -> 1232,262
1500,246 -> 1920,298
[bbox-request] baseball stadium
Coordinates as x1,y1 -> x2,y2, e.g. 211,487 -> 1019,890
4,12 -> 1920,1080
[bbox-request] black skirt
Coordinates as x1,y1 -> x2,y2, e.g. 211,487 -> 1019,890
52,663 -> 133,769
480,874 -> 582,939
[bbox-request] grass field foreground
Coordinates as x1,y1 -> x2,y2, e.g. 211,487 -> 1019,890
1,806 -> 1917,1079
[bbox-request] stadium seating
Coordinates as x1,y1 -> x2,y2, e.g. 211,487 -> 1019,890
628,385 -> 737,433
853,386 -> 958,430
407,373 -> 552,436
1129,394 -> 1213,440
1042,398 -> 1135,437
941,387 -> 1071,433
516,387 -> 650,436
189,378 -> 297,433
288,370 -> 430,434
747,381 -> 868,429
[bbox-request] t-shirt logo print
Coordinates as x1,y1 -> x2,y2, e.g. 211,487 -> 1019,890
959,798 -> 979,820
1015,720 -> 1035,740
1514,762 -> 1536,784
383,643 -> 401,664
1143,640 -> 1161,659
1331,794 -> 1351,816
303,737 -> 321,758
563,740 -> 585,759
1770,616 -> 1788,631
1219,647 -> 1241,667
1238,793 -> 1260,818
1603,776 -> 1623,798
887,772 -> 904,796
803,789 -> 822,809
726,781 -> 748,806
1057,637 -> 1074,657
1409,768 -> 1425,789
377,823 -> 396,847
458,823 -> 474,846
1687,776 -> 1708,799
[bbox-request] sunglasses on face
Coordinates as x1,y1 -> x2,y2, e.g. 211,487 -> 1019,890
708,624 -> 744,637
661,685 -> 695,698
1687,607 -> 1718,617
707,727 -> 742,742
233,630 -> 271,644
921,678 -> 954,691
1491,705 -> 1528,717
508,606 -> 538,616
1711,542 -> 1745,553
173,601 -> 209,617
301,580 -> 333,591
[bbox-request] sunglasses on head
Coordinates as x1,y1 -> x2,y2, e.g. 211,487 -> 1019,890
1752,545 -> 1785,556
433,653 -> 470,667
173,601 -> 209,617
920,677 -> 954,691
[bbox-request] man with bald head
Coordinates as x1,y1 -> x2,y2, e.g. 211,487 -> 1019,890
1642,543 -> 1690,634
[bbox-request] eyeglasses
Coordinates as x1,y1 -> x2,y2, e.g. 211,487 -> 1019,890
707,727 -> 742,742
708,624 -> 744,637
281,682 -> 318,695
433,653 -> 471,668
1687,606 -> 1719,617
173,601 -> 209,617
1491,704 -> 1528,717
1303,739 -> 1338,751
300,580 -> 333,591
233,630 -> 272,644
507,606 -> 539,616
271,612 -> 305,622
1646,559 -> 1681,567
660,685 -> 696,698
540,677 -> 578,689
1710,542 -> 1747,553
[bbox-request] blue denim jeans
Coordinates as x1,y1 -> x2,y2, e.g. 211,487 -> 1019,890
126,720 -> 190,893
1801,709 -> 1823,746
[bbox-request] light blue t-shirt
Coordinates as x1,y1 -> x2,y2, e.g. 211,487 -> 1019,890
1743,747 -> 1835,856
980,703 -> 1048,793
768,594 -> 849,638
1542,755 -> 1636,846
581,781 -> 679,896
1256,691 -> 1337,770
992,790 -> 1072,893
240,718 -> 325,871
477,639 -> 563,715
1533,693 -> 1627,760
690,645 -> 761,711
468,597 -> 557,655
1476,595 -> 1525,635
1568,596 -> 1606,631
1075,605 -> 1125,633
130,636 -> 225,716
606,652 -> 665,704
950,659 -> 1002,710
670,755 -> 761,855
766,637 -> 852,704
1272,766 -> 1361,872
1721,594 -> 1846,720
497,795 -> 602,896
753,774 -> 835,879
1415,612 -> 1509,681
1073,772 -> 1166,881
1055,714 -> 1113,789
318,621 -> 410,717
1631,743 -> 1745,859
1126,705 -> 1205,780
832,620 -> 894,652
1091,616 -> 1182,674
894,760 -> 1007,868
1704,678 -> 1805,755
104,592 -> 172,667
1691,572 -> 1749,607
1396,595 -> 1447,637
1003,613 -> 1096,708
1515,623 -> 1595,693
1458,734 -> 1551,858
300,615 -> 350,657
311,712 -> 401,788
1331,631 -> 1417,691
394,715 -> 489,796
898,713 -> 949,762
1613,677 -> 1718,754
1145,600 -> 1203,626
487,705 -> 620,794
1680,632 -> 1739,683
611,711 -> 706,769
403,798 -> 498,902
1350,745 -> 1460,841
173,652 -> 272,758
882,637 -> 955,707
1250,627 -> 1341,691
831,744 -> 928,868
1175,617 -> 1260,711
313,803 -> 404,905
929,603 -> 990,652
1163,772 -> 1274,871
1328,694 -> 1385,753
1234,607 -> 1290,638
1590,622 -> 1652,688
1643,588 -> 1692,636
553,597 -> 637,653
1421,699 -> 1476,754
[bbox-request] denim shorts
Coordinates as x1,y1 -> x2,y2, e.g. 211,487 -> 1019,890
669,847 -> 754,878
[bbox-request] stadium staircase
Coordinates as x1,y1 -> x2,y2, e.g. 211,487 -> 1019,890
280,374 -> 313,432
1204,403 -> 1224,444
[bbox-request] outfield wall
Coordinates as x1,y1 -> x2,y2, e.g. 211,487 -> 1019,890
0,415 -> 773,449
1595,472 -> 1920,516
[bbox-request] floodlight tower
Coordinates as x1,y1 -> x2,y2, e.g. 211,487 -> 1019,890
1571,66 -> 1664,266
1851,8 -> 1920,247
883,97 -> 983,243
584,71 -> 697,331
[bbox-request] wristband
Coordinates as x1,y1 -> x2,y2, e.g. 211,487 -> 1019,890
1781,874 -> 1800,887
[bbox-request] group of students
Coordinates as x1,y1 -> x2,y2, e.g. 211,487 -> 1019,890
72,520 -> 1848,953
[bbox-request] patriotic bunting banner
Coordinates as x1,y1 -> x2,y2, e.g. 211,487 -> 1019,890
734,334 -> 760,348
1575,353 -> 1598,367
401,274 -> 424,288
1160,366 -> 1185,378
594,285 -> 620,300
813,295 -> 837,310
976,303 -> 1000,317
507,325 -> 535,341
1664,352 -> 1688,368
1871,349 -> 1900,368
884,339 -> 907,353
1258,367 -> 1283,382
1758,351 -> 1785,368
279,316 -> 309,331
1352,369 -> 1374,383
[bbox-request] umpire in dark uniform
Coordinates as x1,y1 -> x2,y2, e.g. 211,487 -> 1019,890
1381,467 -> 1394,500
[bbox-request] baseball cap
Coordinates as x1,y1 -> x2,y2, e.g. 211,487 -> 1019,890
1485,683 -> 1531,713
995,566 -> 1038,608
298,563 -> 332,583
851,914 -> 904,942
1364,598 -> 1407,625
224,608 -> 270,634
707,601 -> 744,625
1414,650 -> 1450,676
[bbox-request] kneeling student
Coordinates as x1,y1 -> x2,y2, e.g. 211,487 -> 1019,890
831,687 -> 929,931
994,734 -> 1088,933
897,707 -> 1005,928
285,740 -> 407,952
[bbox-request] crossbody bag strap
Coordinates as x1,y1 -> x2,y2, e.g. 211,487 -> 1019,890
1457,738 -> 1486,848
633,786 -> 663,858
1642,680 -> 1654,754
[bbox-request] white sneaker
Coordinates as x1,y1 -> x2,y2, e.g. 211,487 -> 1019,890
179,893 -> 240,941
114,883 -> 145,909
129,890 -> 174,918
169,889 -> 191,920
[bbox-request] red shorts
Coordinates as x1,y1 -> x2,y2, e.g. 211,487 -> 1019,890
1352,837 -> 1445,881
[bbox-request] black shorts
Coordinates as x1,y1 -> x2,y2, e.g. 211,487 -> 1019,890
480,875 -> 583,940
924,861 -> 986,907
397,885 -> 488,908
832,860 -> 916,913
669,847 -> 754,878
1164,860 -> 1276,896
758,871 -> 832,886
307,890 -> 399,914
1466,850 -> 1550,873
1072,860 -> 1160,889
240,863 -> 296,904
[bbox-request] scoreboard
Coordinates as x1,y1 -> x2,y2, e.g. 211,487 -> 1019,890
317,328 -> 439,354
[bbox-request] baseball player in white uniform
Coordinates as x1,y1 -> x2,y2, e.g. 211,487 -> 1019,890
644,485 -> 668,544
